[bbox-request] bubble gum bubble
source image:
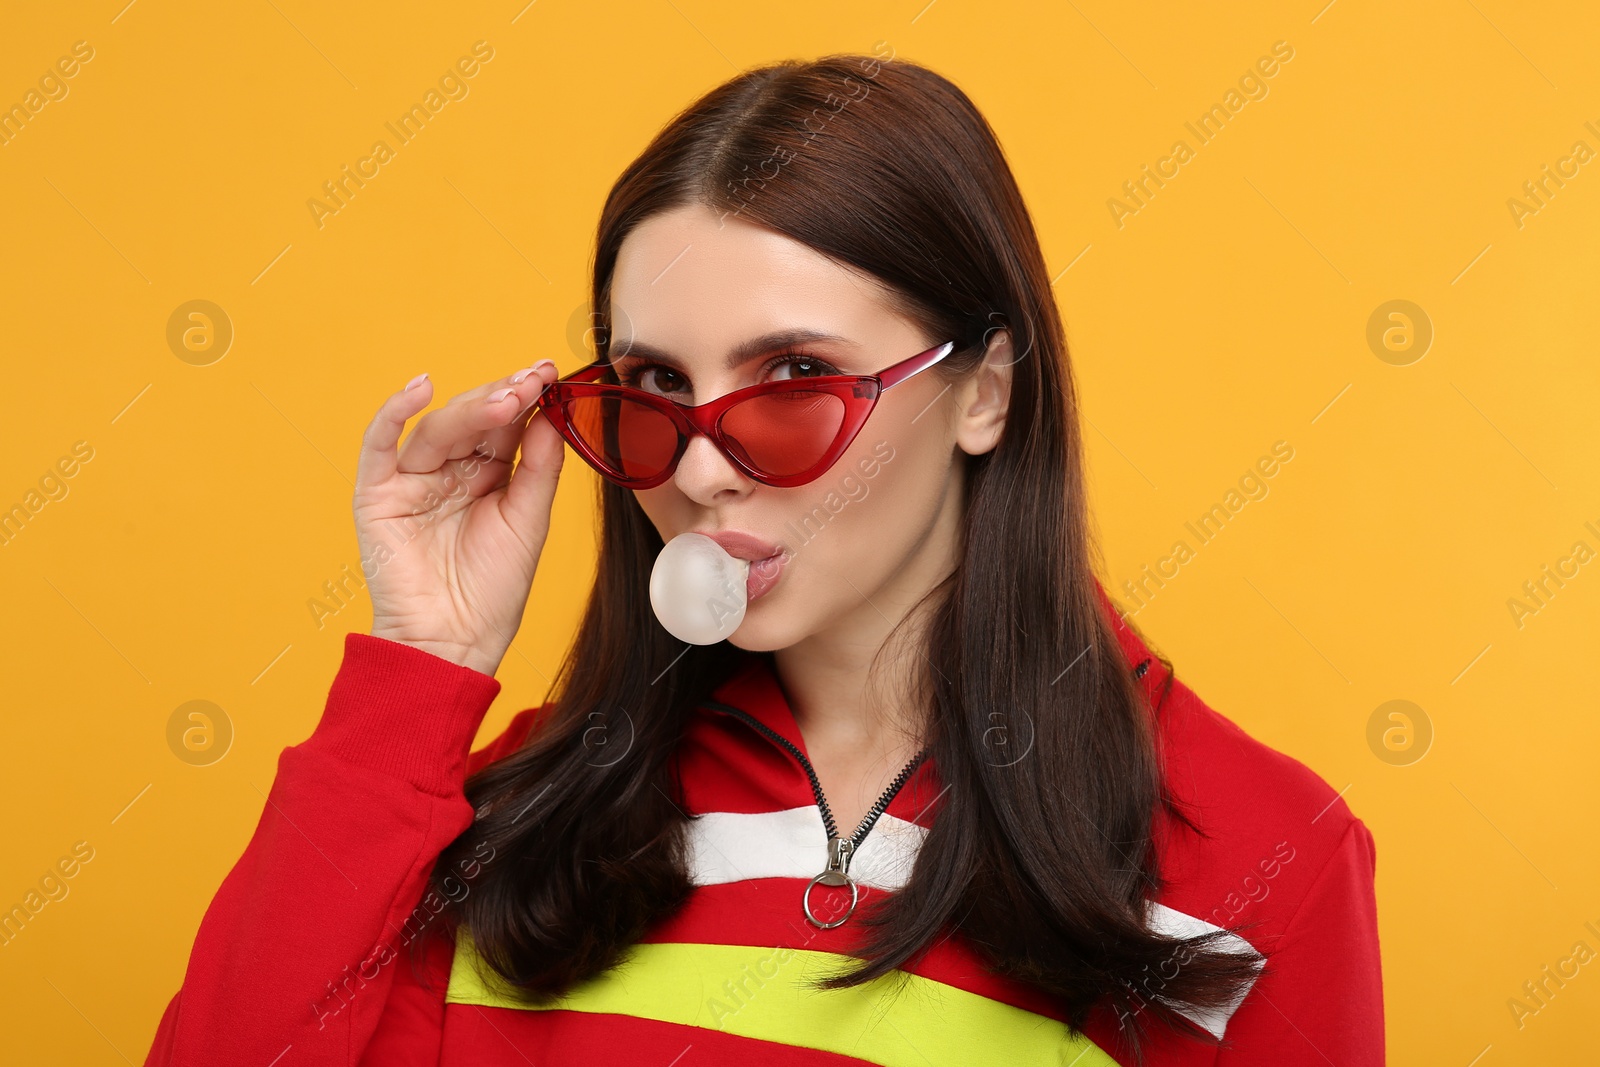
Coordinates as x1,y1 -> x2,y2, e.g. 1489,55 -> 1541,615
649,532 -> 749,644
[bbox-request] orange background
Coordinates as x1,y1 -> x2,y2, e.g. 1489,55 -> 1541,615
1,2 -> 1596,1063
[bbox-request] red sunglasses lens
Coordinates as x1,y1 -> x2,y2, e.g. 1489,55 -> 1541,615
561,386 -> 849,483
565,393 -> 680,482
719,389 -> 847,478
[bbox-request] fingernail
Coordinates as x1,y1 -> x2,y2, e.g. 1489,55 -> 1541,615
405,372 -> 429,391
510,367 -> 535,384
534,359 -> 556,373
487,387 -> 516,403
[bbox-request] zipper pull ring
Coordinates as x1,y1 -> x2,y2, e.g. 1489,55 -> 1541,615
803,835 -> 859,929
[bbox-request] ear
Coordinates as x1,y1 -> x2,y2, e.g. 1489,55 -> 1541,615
954,328 -> 1015,457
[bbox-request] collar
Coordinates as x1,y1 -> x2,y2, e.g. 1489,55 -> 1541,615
695,653 -> 943,829
689,577 -> 1165,840
698,649 -> 814,759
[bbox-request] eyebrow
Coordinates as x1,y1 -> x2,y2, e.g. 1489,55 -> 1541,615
608,328 -> 862,371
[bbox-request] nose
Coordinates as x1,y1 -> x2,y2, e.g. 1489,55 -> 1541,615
671,429 -> 754,502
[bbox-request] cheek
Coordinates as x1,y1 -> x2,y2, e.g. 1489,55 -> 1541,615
633,486 -> 688,536
784,439 -> 943,571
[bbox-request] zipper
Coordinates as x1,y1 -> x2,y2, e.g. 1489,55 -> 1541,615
699,653 -> 1148,927
700,699 -> 929,929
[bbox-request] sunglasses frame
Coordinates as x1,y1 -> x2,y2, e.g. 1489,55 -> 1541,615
532,340 -> 958,489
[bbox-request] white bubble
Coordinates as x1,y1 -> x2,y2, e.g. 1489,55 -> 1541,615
649,532 -> 749,644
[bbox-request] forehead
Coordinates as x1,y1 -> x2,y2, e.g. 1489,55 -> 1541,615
608,203 -> 903,356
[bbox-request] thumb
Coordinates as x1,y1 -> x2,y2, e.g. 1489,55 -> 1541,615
499,407 -> 567,548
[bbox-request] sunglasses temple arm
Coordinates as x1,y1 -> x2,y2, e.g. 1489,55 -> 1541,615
878,341 -> 956,390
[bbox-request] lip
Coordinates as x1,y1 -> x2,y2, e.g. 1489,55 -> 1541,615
693,529 -> 788,602
695,529 -> 783,562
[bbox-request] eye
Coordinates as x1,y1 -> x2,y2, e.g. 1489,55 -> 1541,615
617,363 -> 688,396
615,349 -> 842,398
765,350 -> 841,381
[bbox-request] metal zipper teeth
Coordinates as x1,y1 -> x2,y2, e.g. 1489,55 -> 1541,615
701,700 -> 929,845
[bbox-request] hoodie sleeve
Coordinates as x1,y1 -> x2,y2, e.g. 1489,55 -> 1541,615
1214,818 -> 1385,1065
142,632 -> 509,1067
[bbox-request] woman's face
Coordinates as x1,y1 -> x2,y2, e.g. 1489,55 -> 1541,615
608,202 -> 1008,654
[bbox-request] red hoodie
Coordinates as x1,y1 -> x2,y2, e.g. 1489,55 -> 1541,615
143,582 -> 1383,1065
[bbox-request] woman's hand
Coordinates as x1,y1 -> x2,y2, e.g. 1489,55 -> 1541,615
354,362 -> 565,676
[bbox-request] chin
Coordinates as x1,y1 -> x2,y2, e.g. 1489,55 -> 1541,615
725,598 -> 799,653
727,633 -> 783,654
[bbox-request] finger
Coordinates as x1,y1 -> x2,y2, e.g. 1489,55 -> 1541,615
357,373 -> 436,488
445,394 -> 546,473
498,390 -> 568,546
396,363 -> 558,476
450,368 -> 561,471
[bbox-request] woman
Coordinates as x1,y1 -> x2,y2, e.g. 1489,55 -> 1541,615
145,52 -> 1381,1066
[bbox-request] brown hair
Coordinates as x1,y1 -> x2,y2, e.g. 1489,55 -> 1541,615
425,51 -> 1269,1061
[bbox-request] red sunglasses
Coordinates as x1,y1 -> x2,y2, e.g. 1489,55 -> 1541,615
531,340 -> 957,489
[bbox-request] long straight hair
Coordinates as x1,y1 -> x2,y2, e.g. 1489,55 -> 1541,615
425,52 -> 1269,1060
